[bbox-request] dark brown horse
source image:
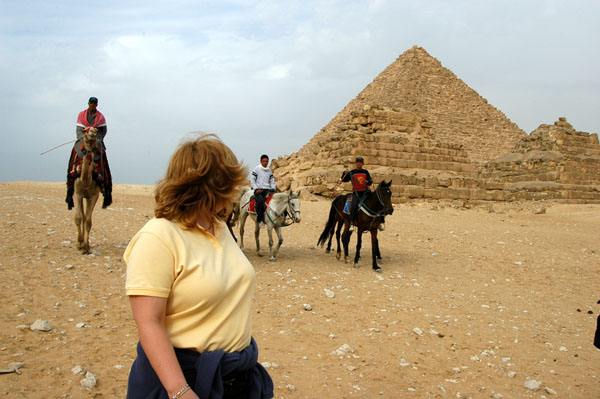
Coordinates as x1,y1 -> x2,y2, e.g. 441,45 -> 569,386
318,181 -> 393,272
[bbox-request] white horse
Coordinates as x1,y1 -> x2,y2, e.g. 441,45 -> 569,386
238,190 -> 301,261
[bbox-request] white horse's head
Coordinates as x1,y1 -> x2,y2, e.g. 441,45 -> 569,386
288,190 -> 301,223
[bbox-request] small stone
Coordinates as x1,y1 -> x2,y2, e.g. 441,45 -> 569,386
324,289 -> 335,298
286,384 -> 296,392
533,205 -> 546,214
507,371 -> 517,378
30,319 -> 51,332
8,362 -> 24,372
492,394 -> 504,399
332,344 -> 354,356
412,327 -> 423,336
80,371 -> 97,389
303,303 -> 312,311
75,322 -> 87,328
71,365 -> 83,375
524,379 -> 542,391
545,387 -> 557,395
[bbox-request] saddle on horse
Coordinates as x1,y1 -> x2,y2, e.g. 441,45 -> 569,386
248,193 -> 274,214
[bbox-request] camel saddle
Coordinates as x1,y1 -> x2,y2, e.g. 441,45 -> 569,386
68,142 -> 103,180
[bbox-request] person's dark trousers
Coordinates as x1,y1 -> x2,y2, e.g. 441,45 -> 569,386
254,190 -> 268,223
350,191 -> 367,223
101,150 -> 113,208
66,178 -> 75,210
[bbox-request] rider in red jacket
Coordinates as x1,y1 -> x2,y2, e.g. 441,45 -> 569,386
341,157 -> 386,231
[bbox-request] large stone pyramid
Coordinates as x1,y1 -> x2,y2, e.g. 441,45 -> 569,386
272,46 -> 525,196
272,46 -> 599,203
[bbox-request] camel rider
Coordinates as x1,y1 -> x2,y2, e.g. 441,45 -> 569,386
65,97 -> 113,210
251,154 -> 276,224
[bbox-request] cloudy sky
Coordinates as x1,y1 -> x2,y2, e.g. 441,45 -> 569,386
1,0 -> 598,185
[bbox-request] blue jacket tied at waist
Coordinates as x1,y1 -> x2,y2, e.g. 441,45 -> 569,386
127,337 -> 274,399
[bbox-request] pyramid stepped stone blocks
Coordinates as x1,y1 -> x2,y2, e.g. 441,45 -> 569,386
273,105 -> 482,202
272,45 -> 600,203
340,45 -> 526,163
479,118 -> 600,202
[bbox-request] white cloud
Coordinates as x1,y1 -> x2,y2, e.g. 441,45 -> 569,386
1,0 -> 598,185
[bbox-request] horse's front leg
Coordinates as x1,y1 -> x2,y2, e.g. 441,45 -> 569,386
254,219 -> 262,256
335,220 -> 343,260
270,226 -> 283,262
239,212 -> 247,249
374,237 -> 382,264
371,230 -> 382,272
342,226 -> 352,263
353,228 -> 363,268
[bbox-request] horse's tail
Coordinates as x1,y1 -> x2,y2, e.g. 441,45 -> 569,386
317,200 -> 338,248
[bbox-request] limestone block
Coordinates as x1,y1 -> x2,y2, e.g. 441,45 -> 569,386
424,188 -> 441,199
406,185 -> 425,198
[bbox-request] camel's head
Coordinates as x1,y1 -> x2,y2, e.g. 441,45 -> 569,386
83,127 -> 98,150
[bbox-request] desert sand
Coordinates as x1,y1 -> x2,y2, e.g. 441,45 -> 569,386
1,181 -> 599,398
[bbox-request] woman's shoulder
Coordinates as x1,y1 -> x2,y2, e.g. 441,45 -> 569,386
137,217 -> 185,237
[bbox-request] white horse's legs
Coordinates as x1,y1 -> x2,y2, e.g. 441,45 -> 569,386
267,225 -> 274,261
269,225 -> 283,262
254,220 -> 262,256
239,212 -> 248,249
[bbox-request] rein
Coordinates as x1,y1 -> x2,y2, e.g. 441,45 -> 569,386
359,185 -> 390,219
266,195 -> 298,228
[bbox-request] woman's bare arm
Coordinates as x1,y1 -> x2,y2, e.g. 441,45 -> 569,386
129,295 -> 199,399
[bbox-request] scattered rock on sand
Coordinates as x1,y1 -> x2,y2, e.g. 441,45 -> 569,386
30,319 -> 51,332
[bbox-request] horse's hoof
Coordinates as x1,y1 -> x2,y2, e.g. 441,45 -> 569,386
377,258 -> 383,265
325,249 -> 330,254
257,253 -> 264,257
353,263 -> 359,269
344,257 -> 349,264
269,257 -> 276,262
374,266 -> 383,273
336,252 -> 341,260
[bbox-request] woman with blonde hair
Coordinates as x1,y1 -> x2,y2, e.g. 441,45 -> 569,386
124,134 -> 273,399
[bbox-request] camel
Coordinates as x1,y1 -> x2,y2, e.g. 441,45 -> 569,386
73,127 -> 101,254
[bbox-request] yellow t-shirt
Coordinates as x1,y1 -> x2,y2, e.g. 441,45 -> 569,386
124,218 -> 255,353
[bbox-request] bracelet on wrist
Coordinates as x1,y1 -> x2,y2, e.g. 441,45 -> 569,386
171,383 -> 190,399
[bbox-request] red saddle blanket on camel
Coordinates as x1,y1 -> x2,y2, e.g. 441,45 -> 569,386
248,193 -> 274,213
67,143 -> 104,186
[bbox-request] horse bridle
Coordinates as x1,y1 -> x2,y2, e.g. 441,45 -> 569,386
267,195 -> 299,227
360,184 -> 393,218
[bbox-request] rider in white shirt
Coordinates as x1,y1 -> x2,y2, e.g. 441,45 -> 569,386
250,154 -> 276,223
